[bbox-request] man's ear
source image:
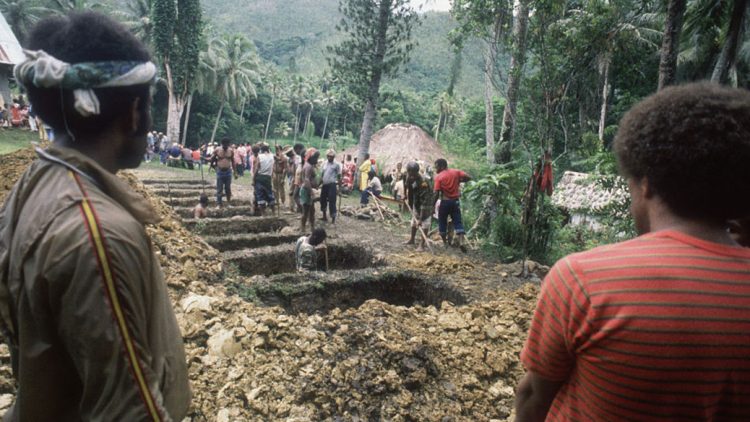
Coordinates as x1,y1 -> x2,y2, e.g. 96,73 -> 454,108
129,97 -> 141,134
640,177 -> 655,199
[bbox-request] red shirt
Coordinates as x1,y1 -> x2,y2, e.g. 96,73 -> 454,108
433,168 -> 467,200
521,230 -> 750,421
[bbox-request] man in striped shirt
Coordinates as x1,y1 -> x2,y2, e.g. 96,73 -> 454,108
516,83 -> 750,421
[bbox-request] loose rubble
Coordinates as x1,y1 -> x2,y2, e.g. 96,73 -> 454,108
0,149 -> 543,421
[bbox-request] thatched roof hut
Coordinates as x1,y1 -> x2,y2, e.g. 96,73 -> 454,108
552,171 -> 630,229
343,123 -> 450,174
552,171 -> 629,213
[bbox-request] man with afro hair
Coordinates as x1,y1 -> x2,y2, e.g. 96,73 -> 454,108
0,12 -> 190,421
516,83 -> 750,421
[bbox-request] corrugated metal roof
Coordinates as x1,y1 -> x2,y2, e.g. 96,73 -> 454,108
0,13 -> 24,66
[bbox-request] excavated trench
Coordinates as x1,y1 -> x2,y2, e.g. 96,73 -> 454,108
223,242 -> 378,277
238,270 -> 468,314
173,205 -> 257,219
141,179 -> 212,186
150,189 -> 206,198
166,197 -> 255,208
182,216 -> 289,235
141,176 -> 471,319
204,232 -> 300,251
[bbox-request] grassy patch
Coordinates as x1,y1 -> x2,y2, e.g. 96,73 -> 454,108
0,129 -> 38,155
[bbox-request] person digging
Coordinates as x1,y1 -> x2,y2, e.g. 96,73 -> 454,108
433,158 -> 471,252
403,162 -> 433,252
295,228 -> 327,272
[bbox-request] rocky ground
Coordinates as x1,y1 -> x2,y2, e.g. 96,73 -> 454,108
0,154 -> 545,421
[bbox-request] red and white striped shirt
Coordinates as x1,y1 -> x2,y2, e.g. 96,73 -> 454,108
522,230 -> 750,421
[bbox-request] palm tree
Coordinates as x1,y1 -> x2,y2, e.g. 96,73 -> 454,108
180,49 -> 212,145
202,33 -> 261,144
112,0 -> 153,46
0,0 -> 46,43
288,75 -> 308,141
47,0 -> 104,12
568,0 -> 661,142
679,0 -> 749,86
319,91 -> 337,141
262,67 -> 284,141
301,85 -> 320,138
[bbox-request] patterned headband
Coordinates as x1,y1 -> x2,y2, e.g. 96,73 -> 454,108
14,49 -> 157,117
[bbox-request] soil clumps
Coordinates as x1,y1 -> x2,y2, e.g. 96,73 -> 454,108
0,149 -> 542,421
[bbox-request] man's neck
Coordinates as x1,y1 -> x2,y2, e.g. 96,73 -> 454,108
56,135 -> 119,173
648,201 -> 737,246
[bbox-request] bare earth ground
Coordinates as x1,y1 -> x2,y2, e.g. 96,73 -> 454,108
0,154 -> 544,421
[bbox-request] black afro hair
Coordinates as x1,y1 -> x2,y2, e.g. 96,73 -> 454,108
614,82 -> 750,222
23,12 -> 152,139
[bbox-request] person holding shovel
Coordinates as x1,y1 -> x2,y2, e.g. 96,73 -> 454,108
300,148 -> 320,232
404,162 -> 433,252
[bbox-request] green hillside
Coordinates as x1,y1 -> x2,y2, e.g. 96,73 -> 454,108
203,0 -> 486,97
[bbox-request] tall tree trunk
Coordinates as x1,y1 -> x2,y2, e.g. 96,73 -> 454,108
483,43 -> 496,165
498,0 -> 530,164
304,106 -> 313,137
711,0 -> 748,84
434,111 -> 442,143
293,104 -> 301,141
210,100 -> 225,144
181,93 -> 193,145
356,0 -> 390,166
164,60 -> 185,142
239,98 -> 246,122
658,0 -> 687,90
342,113 -> 348,136
358,88 -> 379,165
447,46 -> 463,97
598,52 -> 611,144
264,89 -> 275,141
321,107 -> 330,141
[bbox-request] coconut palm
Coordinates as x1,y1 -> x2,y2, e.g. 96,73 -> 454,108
680,0 -> 749,85
112,0 -> 153,46
566,0 -> 662,142
202,33 -> 261,144
47,0 -> 104,12
180,49 -> 212,145
262,67 -> 284,141
318,91 -> 337,141
288,75 -> 308,141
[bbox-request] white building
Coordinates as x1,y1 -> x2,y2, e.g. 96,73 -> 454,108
0,13 -> 25,107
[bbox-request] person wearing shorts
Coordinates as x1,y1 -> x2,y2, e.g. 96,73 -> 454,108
403,162 -> 433,252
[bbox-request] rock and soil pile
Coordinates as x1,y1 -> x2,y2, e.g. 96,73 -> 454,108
0,149 -> 543,421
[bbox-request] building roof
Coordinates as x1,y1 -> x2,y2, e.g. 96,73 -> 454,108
551,171 -> 629,213
0,13 -> 24,66
342,123 -> 450,174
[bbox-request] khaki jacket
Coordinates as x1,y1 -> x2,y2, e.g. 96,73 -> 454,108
0,146 -> 190,421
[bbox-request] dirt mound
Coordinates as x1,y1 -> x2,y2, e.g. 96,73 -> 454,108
0,149 -> 37,203
344,123 -> 449,174
0,149 -> 540,421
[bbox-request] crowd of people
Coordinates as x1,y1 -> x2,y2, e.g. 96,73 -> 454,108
2,11 -> 749,422
182,135 -> 473,258
0,95 -> 54,140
